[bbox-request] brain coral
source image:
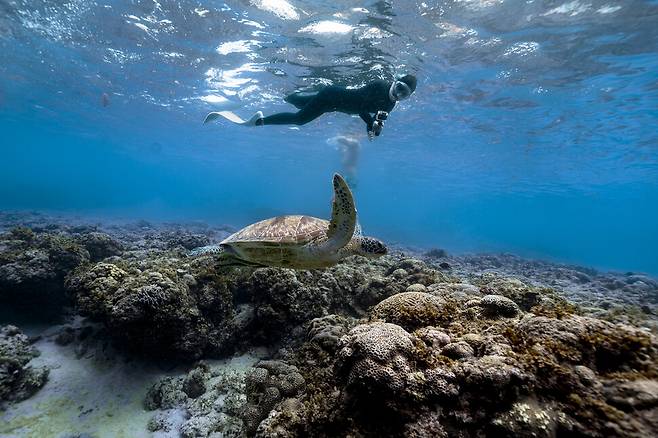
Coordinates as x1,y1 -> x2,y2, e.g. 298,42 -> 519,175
370,292 -> 447,331
337,322 -> 415,394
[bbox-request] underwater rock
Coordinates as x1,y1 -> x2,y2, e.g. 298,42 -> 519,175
405,283 -> 428,293
336,322 -> 416,395
441,341 -> 475,359
438,253 -> 658,329
263,272 -> 656,437
402,410 -> 448,437
604,379 -> 658,410
428,282 -> 481,303
243,360 -> 305,434
353,257 -> 454,309
501,314 -> 658,436
247,268 -> 330,341
490,400 -> 556,437
424,248 -> 448,258
254,397 -> 305,438
0,325 -> 49,409
180,411 -> 225,437
0,227 -> 89,316
370,292 -> 448,331
182,365 -> 208,399
76,232 -> 123,261
66,257 -> 240,360
145,363 -> 248,437
144,376 -> 188,410
514,314 -> 656,374
54,326 -> 76,346
161,229 -> 212,251
307,314 -> 353,351
63,249 -> 459,359
478,294 -> 521,318
474,272 -> 540,310
414,326 -> 451,349
147,411 -> 182,433
393,258 -> 454,285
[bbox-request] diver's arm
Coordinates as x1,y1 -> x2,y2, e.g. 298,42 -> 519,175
359,112 -> 374,130
359,112 -> 378,140
360,112 -> 385,141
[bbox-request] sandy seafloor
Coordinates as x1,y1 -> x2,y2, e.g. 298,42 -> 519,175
0,211 -> 656,437
2,323 -> 174,438
1,332 -> 259,438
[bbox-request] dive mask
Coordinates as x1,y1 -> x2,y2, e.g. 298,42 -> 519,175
389,80 -> 412,101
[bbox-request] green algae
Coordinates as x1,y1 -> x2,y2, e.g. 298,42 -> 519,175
7,226 -> 35,243
529,300 -> 581,319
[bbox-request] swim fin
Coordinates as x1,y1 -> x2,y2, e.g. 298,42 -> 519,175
204,111 -> 263,126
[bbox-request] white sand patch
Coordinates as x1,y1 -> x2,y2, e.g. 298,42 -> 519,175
0,327 -> 259,438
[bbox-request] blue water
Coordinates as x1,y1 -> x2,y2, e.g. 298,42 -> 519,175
1,0 -> 657,274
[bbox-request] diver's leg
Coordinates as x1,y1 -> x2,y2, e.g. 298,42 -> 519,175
260,95 -> 330,126
284,93 -> 317,109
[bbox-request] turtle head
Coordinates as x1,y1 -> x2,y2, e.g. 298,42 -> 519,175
354,236 -> 388,258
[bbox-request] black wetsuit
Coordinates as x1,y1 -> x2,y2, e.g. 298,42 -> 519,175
260,80 -> 396,130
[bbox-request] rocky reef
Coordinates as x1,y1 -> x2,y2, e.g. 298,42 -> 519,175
1,212 -> 657,436
0,226 -> 90,318
0,325 -> 48,410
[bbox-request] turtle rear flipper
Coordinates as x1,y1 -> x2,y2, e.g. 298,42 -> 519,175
188,244 -> 225,257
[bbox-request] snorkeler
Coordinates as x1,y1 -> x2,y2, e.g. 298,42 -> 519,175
204,75 -> 417,140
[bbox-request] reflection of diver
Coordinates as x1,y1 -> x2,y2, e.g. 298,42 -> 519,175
205,75 -> 417,140
327,135 -> 360,188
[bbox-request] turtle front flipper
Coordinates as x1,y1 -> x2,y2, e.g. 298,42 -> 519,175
325,173 -> 357,251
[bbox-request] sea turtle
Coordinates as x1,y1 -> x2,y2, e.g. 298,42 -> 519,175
188,173 -> 387,269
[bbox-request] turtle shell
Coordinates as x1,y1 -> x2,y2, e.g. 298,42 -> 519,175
222,215 -> 329,246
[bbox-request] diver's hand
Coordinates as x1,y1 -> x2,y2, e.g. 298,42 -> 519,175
372,120 -> 383,136
367,120 -> 384,141
375,111 -> 389,122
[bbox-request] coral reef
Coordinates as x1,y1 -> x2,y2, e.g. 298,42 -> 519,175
76,232 -> 123,262
0,325 -> 48,409
370,291 -> 447,330
476,294 -> 521,318
0,227 -> 89,317
245,287 -> 657,437
307,314 -> 354,351
65,257 -> 243,360
429,253 -> 658,330
1,214 -> 657,437
336,322 -> 419,395
145,361 -> 249,437
244,360 -> 305,434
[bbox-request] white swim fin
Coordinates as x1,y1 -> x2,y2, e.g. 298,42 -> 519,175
204,111 -> 263,126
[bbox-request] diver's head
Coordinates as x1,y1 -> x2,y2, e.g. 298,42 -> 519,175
390,74 -> 417,102
354,236 -> 388,258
